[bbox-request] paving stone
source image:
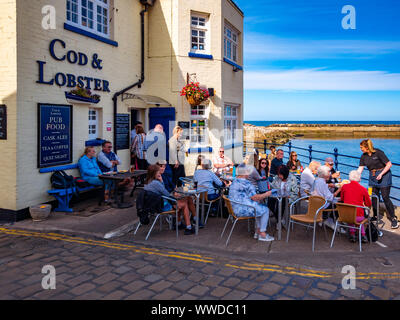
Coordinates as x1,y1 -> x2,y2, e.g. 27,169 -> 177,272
123,280 -> 149,293
217,268 -> 237,277
69,283 -> 97,296
308,288 -> 334,300
152,289 -> 181,300
91,266 -> 114,276
156,266 -> 175,276
210,286 -> 231,298
236,280 -> 258,292
221,289 -> 248,300
93,273 -> 118,285
253,274 -> 272,283
172,279 -> 196,292
283,286 -> 306,299
235,270 -> 253,279
24,253 -> 47,262
339,289 -> 363,299
187,285 -> 210,297
246,293 -> 269,300
167,271 -> 186,282
73,291 -> 105,300
187,272 -> 207,283
69,265 -> 93,275
178,294 -> 197,300
256,283 -> 283,296
118,273 -> 141,284
111,259 -> 129,267
384,282 -> 400,295
202,275 -> 225,287
137,265 -> 158,275
67,274 -> 94,287
270,274 -> 291,285
18,274 -> 43,286
102,290 -> 129,300
276,296 -> 295,300
49,293 -> 75,300
13,284 -> 42,298
293,277 -> 313,290
222,277 -> 241,287
370,287 -> 392,300
114,265 -> 132,275
149,280 -> 173,292
97,281 -> 123,293
144,274 -> 163,283
316,282 -> 338,292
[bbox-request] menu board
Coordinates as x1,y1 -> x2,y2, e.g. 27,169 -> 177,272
38,104 -> 73,168
116,114 -> 130,150
0,105 -> 6,140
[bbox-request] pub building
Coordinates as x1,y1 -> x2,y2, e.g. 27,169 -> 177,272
0,0 -> 244,221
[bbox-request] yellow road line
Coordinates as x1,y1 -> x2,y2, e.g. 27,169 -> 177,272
1,227 -> 400,280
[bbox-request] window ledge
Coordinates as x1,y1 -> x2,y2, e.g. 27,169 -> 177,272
188,146 -> 213,154
223,58 -> 243,71
188,52 -> 213,60
64,23 -> 118,47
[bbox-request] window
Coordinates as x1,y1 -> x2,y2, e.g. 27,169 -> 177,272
191,14 -> 209,53
190,105 -> 209,146
224,24 -> 239,62
66,0 -> 109,37
88,108 -> 98,139
224,105 -> 239,143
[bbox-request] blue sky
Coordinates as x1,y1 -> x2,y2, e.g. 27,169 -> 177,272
234,0 -> 400,121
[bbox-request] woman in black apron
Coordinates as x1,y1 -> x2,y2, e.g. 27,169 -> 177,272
357,139 -> 397,229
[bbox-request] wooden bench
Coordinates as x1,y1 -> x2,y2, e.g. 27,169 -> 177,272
40,164 -> 101,212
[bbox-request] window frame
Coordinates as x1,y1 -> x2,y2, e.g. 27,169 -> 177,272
190,13 -> 210,54
190,104 -> 209,147
224,105 -> 239,144
66,0 -> 110,38
224,23 -> 239,63
88,108 -> 99,140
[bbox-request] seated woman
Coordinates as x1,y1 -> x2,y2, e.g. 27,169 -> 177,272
157,160 -> 202,228
229,165 -> 274,242
340,170 -> 372,243
287,151 -> 302,172
257,158 -> 269,179
78,146 -> 113,203
312,165 -> 342,230
193,158 -> 224,201
144,165 -> 196,235
268,166 -> 300,225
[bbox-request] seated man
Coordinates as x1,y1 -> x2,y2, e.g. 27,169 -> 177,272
312,165 -> 341,230
213,147 -> 233,175
97,141 -> 121,173
340,170 -> 372,243
97,140 -> 131,188
269,149 -> 284,177
194,158 -> 224,201
300,161 -> 321,197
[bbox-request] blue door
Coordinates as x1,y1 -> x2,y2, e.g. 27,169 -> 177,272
149,107 -> 176,161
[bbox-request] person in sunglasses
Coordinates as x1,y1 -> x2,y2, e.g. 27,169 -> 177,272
213,147 -> 233,175
287,151 -> 302,172
257,158 -> 269,178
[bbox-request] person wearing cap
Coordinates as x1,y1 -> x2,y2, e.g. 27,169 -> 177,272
325,157 -> 340,192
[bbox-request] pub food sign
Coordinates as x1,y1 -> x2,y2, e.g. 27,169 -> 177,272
38,104 -> 73,168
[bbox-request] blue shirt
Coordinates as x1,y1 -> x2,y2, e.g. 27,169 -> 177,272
97,151 -> 121,173
270,158 -> 283,176
78,155 -> 102,180
193,169 -> 223,195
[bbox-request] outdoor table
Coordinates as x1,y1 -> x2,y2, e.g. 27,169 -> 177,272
99,170 -> 147,208
268,194 -> 289,241
175,186 -> 207,235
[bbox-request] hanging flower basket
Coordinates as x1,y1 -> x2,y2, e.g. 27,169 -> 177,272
180,82 -> 209,106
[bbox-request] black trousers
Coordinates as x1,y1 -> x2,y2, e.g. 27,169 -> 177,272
137,158 -> 148,170
267,198 -> 287,220
372,186 -> 395,221
172,164 -> 186,187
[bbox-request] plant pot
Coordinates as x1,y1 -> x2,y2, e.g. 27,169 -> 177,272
186,95 -> 201,106
29,204 -> 51,222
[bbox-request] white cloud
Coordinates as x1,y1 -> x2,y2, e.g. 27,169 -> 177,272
244,69 -> 400,91
244,34 -> 400,61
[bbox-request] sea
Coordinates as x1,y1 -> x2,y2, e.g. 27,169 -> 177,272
245,121 -> 400,205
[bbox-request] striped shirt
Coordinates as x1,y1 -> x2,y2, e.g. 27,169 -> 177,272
131,133 -> 146,159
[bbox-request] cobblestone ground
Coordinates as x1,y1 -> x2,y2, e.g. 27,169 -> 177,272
0,229 -> 400,300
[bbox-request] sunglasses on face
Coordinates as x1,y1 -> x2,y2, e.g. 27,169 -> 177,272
261,162 -> 267,165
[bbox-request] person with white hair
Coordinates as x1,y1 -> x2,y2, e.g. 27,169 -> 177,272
340,170 -> 372,243
312,165 -> 342,230
193,158 -> 224,201
228,164 -> 274,242
300,161 -> 321,197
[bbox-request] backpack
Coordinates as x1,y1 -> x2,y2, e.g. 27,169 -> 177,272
366,222 -> 379,242
136,190 -> 164,225
50,170 -> 79,197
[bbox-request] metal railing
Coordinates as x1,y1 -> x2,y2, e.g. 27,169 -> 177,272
244,140 -> 400,204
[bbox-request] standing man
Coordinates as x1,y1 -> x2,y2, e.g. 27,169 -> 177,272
213,147 -> 233,175
270,149 -> 284,176
144,124 -> 166,164
131,121 -> 143,144
97,141 -> 121,173
267,145 -> 277,170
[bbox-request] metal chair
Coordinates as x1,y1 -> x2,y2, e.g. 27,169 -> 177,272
134,196 -> 179,240
286,195 -> 328,252
203,190 -> 223,225
330,203 -> 372,252
221,196 -> 255,246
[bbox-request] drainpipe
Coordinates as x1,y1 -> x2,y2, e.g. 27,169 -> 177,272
112,3 -> 149,153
